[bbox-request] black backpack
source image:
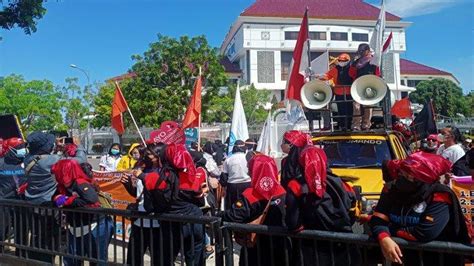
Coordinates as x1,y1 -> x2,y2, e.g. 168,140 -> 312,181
301,174 -> 358,232
143,166 -> 180,213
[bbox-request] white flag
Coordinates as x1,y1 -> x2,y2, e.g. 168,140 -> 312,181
228,81 -> 249,155
256,111 -> 272,155
310,51 -> 330,77
370,0 -> 386,67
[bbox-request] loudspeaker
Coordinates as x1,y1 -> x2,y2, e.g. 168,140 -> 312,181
300,80 -> 333,110
350,75 -> 387,106
0,115 -> 24,140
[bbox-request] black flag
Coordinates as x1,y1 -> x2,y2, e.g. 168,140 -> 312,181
410,100 -> 437,139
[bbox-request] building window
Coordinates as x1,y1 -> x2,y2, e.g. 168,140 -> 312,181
330,32 -> 348,41
257,51 -> 275,83
309,32 -> 327,40
352,33 -> 368,42
407,80 -> 422,87
246,50 -> 250,83
281,51 -> 324,81
285,31 -> 299,40
401,80 -> 406,85
281,51 -> 293,81
285,31 -> 327,40
401,91 -> 408,98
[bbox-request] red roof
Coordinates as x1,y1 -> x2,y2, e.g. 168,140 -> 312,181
400,59 -> 452,76
220,57 -> 241,73
108,72 -> 137,82
241,0 -> 401,21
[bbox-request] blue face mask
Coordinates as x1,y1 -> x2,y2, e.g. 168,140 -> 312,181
111,149 -> 120,155
14,148 -> 27,158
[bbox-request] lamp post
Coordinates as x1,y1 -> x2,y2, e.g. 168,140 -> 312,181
69,64 -> 91,85
70,64 -> 92,154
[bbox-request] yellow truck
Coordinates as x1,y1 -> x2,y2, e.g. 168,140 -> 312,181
312,130 -> 409,212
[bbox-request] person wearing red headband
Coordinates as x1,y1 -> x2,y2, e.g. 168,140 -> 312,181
0,137 -> 27,255
280,130 -> 312,188
371,152 -> 471,265
51,159 -> 114,266
285,145 -> 360,265
133,143 -> 205,265
222,154 -> 286,266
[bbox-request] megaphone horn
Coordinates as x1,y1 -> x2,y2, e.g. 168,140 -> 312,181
350,75 -> 387,106
300,80 -> 333,110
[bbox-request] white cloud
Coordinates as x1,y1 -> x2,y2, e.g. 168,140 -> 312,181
383,0 -> 463,18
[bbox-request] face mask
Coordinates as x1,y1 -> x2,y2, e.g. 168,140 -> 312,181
395,177 -> 419,193
15,148 -> 27,158
338,61 -> 349,67
132,154 -> 140,160
437,134 -> 445,143
111,149 -> 120,155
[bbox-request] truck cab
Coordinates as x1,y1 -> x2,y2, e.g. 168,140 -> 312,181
312,130 -> 409,200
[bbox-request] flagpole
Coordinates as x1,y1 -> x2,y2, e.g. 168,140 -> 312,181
305,7 -> 311,72
115,81 -> 147,147
197,67 -> 202,150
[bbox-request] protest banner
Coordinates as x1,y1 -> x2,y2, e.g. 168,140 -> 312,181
93,170 -> 135,241
451,176 -> 474,244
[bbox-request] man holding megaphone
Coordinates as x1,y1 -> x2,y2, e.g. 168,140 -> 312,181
349,43 -> 381,131
321,53 -> 354,130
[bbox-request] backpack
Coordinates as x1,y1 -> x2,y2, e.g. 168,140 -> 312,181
301,174 -> 358,232
144,166 -> 180,213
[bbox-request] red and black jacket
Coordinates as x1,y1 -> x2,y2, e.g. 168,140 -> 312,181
370,184 -> 471,244
286,174 -> 357,233
222,187 -> 286,228
141,166 -> 204,216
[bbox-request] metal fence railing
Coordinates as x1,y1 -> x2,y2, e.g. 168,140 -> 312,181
0,199 -> 472,266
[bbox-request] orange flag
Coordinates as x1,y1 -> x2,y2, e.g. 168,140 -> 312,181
182,77 -> 202,129
111,82 -> 129,135
391,97 -> 412,119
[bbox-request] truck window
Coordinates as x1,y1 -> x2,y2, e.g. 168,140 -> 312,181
314,139 -> 392,168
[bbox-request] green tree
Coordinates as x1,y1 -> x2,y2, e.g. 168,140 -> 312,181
0,0 -> 46,34
410,78 -> 468,117
204,83 -> 271,124
0,75 -> 65,132
93,34 -> 228,128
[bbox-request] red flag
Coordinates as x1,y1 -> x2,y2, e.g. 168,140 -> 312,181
285,10 -> 309,102
111,82 -> 129,135
182,77 -> 202,129
391,97 -> 412,119
383,32 -> 393,53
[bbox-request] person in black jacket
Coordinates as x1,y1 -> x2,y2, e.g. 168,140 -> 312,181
52,160 -> 114,266
0,137 -> 27,256
370,152 -> 471,266
222,154 -> 287,266
280,130 -> 311,188
285,145 -> 360,266
134,143 -> 205,265
120,143 -> 161,266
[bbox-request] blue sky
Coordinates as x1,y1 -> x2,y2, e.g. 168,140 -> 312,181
1,0 -> 472,94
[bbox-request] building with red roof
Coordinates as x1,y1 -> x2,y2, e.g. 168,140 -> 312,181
220,0 -> 459,101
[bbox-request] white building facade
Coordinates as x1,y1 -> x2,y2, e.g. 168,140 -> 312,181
220,0 -> 459,102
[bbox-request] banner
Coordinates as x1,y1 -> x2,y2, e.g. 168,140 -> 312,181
93,170 -> 136,241
148,121 -> 186,144
450,176 -> 474,244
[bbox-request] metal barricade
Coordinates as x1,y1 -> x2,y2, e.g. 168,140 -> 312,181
222,222 -> 474,266
0,199 -> 224,266
0,199 -> 472,266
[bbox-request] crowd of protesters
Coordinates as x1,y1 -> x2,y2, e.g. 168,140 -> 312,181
0,124 -> 472,265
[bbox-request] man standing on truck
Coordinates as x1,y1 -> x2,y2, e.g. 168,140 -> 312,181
349,43 -> 381,131
322,53 -> 354,130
